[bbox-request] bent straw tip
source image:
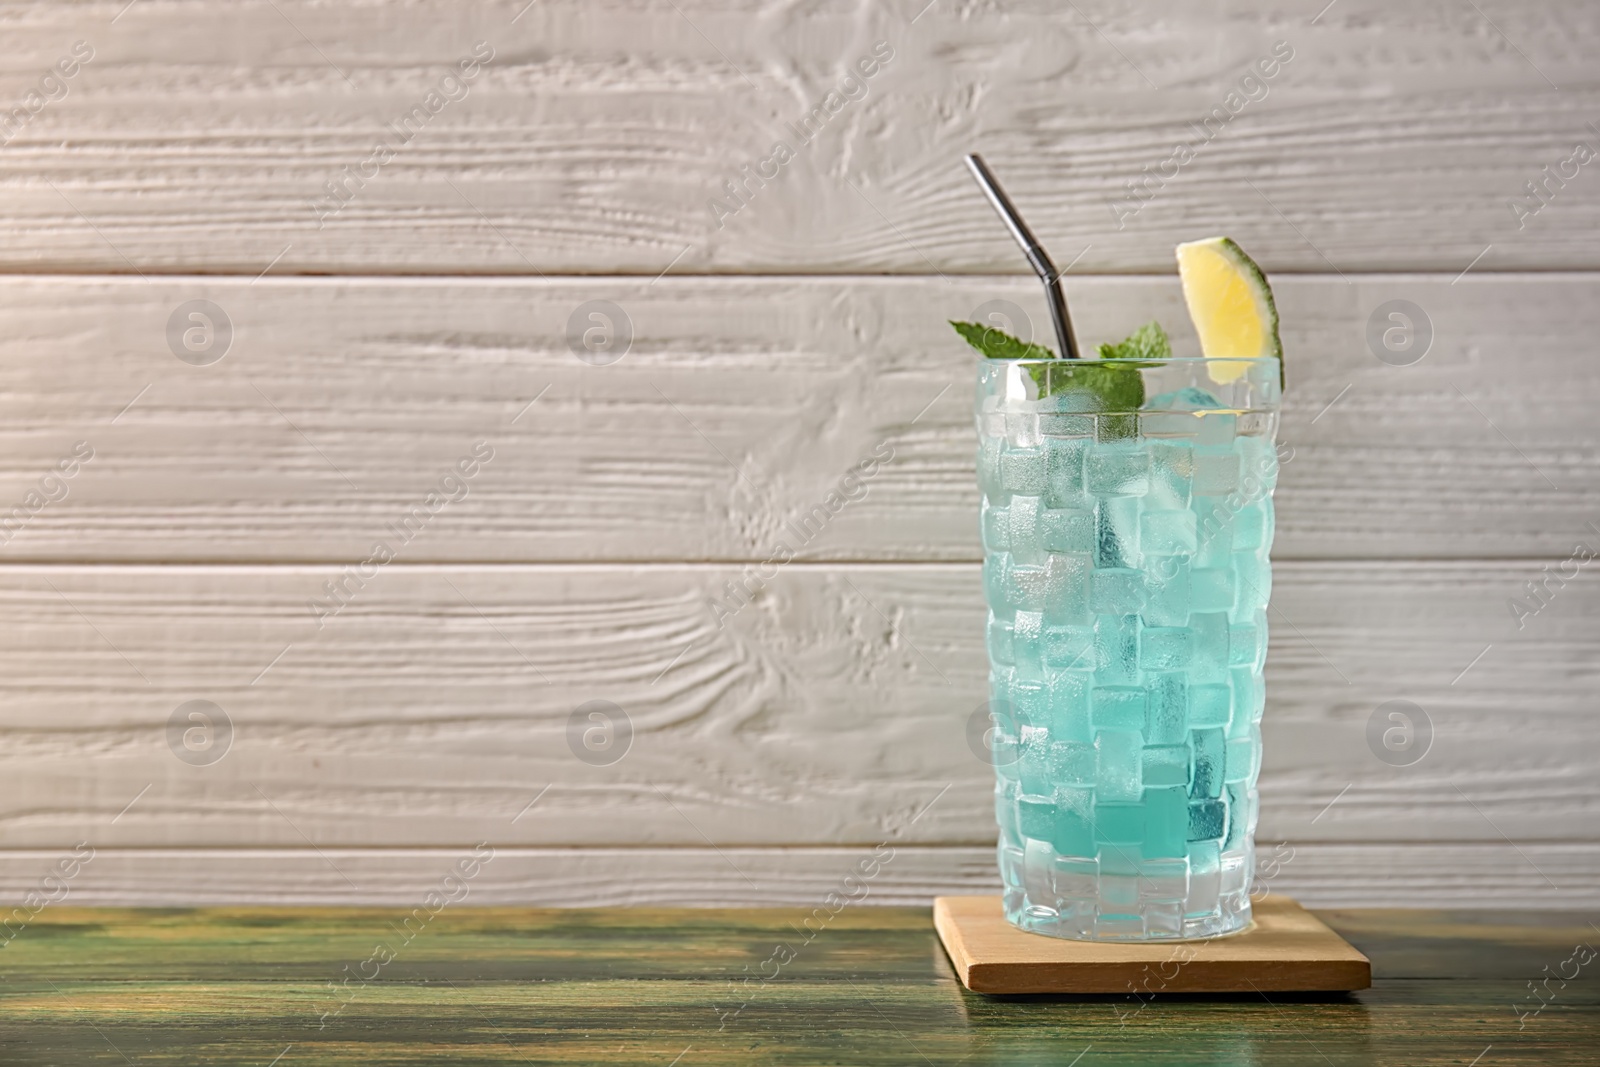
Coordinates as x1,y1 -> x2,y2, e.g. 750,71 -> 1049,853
959,153 -> 1081,359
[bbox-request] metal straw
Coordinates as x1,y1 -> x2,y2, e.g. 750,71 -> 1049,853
963,153 -> 1081,360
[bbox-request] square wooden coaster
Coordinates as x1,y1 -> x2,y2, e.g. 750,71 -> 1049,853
934,895 -> 1370,994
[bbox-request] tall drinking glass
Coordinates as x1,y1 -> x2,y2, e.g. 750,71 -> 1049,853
976,357 -> 1282,941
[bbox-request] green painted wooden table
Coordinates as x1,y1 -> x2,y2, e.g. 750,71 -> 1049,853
0,907 -> 1594,1064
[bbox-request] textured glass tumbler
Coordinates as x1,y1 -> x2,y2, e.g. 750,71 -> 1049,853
976,357 -> 1282,941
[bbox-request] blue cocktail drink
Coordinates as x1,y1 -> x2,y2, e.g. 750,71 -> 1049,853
975,356 -> 1281,940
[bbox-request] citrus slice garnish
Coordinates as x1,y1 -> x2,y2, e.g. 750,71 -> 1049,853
1175,236 -> 1283,387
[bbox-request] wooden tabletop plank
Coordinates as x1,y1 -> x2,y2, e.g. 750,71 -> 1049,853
0,907 -> 1592,1064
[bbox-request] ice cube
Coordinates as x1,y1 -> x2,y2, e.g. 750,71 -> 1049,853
1009,676 -> 1050,730
1228,612 -> 1266,669
1187,799 -> 1226,843
1017,793 -> 1055,843
1086,443 -> 1151,496
981,502 -> 1010,552
1193,451 -> 1240,494
1144,673 -> 1189,745
1001,446 -> 1047,495
1190,612 -> 1231,682
1095,496 -> 1143,569
995,779 -> 1020,840
1007,494 -> 1045,564
1138,625 -> 1194,671
1012,609 -> 1044,675
1092,801 -> 1144,845
1049,670 -> 1095,742
1225,727 -> 1260,783
1224,783 -> 1256,850
1019,726 -> 1053,795
1143,554 -> 1192,627
1039,551 -> 1092,625
1141,786 -> 1189,859
1189,727 -> 1226,799
1147,440 -> 1194,509
1140,509 -> 1199,555
1043,625 -> 1095,674
1091,686 -> 1147,731
1189,684 -> 1231,728
1144,386 -> 1223,411
1051,787 -> 1097,859
1044,437 -> 1090,508
1228,668 -> 1265,738
1232,548 -> 1271,615
1233,497 -> 1272,551
1052,742 -> 1097,788
1191,567 -> 1234,613
1094,729 -> 1144,803
982,551 -> 1017,613
1006,411 -> 1042,448
1091,567 -> 1147,616
1040,509 -> 1095,556
1237,435 -> 1278,492
1141,744 -> 1190,788
1093,613 -> 1142,685
978,438 -> 1007,503
986,614 -> 1015,667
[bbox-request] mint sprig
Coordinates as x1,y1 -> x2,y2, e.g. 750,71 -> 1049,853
1096,320 -> 1171,361
950,320 -> 1055,360
951,320 -> 1153,425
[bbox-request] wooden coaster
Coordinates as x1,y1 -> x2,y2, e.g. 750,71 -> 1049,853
934,894 -> 1370,994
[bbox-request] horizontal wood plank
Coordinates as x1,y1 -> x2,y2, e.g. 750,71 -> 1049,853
0,274 -> 1594,562
0,843 -> 1595,908
0,561 -> 1593,849
2,907 -> 1596,1066
0,1 -> 1594,273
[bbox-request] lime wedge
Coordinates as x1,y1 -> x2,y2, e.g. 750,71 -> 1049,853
1175,236 -> 1283,388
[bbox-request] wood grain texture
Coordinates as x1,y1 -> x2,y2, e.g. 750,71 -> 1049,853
0,274 -> 1595,562
0,906 -> 1592,1065
0,1 -> 1595,274
2,842 -> 1597,908
934,895 -> 1370,993
0,561 -> 1593,856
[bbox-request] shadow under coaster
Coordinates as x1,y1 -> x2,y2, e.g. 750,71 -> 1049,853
934,895 -> 1371,995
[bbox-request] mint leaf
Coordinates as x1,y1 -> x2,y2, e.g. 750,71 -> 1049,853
950,320 -> 1055,360
1096,319 -> 1171,361
1085,322 -> 1163,436
1048,361 -> 1146,411
953,319 -> 1152,436
950,320 -> 1066,407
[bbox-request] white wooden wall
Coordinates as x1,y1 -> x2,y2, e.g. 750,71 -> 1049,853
0,0 -> 1595,907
